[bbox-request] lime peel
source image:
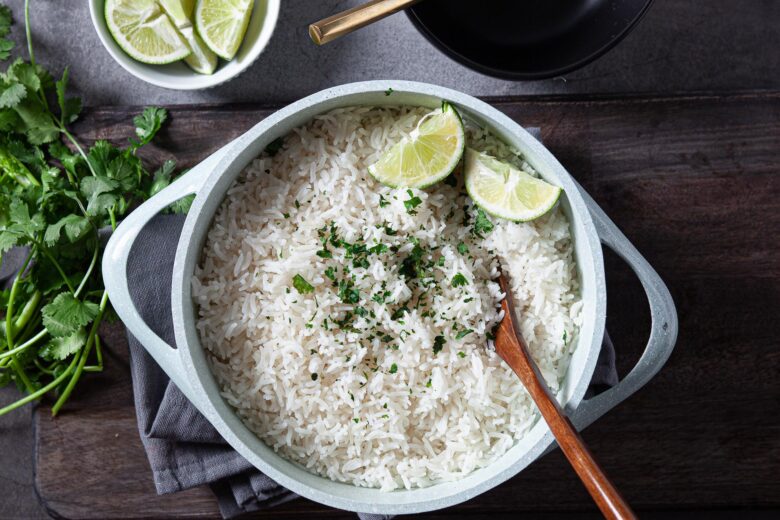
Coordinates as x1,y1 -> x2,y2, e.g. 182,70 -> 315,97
368,101 -> 465,189
105,0 -> 191,65
464,148 -> 562,222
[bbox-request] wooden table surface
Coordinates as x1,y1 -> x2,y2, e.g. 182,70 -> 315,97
33,92 -> 780,518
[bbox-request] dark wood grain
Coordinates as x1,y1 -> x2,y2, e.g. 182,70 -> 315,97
495,273 -> 635,520
34,92 -> 780,519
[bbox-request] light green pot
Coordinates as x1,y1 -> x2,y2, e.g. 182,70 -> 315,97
103,81 -> 677,515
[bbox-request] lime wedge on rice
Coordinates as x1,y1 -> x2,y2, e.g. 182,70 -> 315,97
368,101 -> 465,188
158,0 -> 218,74
464,148 -> 562,221
105,0 -> 191,65
195,0 -> 254,60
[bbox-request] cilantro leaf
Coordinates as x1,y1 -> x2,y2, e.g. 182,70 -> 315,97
167,194 -> 194,214
7,60 -> 41,92
0,81 -> 25,108
39,327 -> 86,361
457,242 -> 468,255
433,335 -> 445,355
55,67 -> 81,124
455,329 -> 473,340
389,363 -> 398,374
0,5 -> 12,38
44,214 -> 90,245
80,175 -> 119,216
0,39 -> 12,61
472,207 -> 494,238
403,190 -> 422,214
41,293 -> 99,337
451,273 -> 468,287
292,274 -> 314,294
0,229 -> 20,255
132,107 -> 167,147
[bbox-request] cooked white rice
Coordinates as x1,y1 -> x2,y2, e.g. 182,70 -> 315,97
193,106 -> 582,490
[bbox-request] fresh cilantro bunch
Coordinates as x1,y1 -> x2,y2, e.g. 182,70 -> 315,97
0,2 -> 186,416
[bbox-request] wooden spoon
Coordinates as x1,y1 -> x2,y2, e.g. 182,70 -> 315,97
309,0 -> 423,45
495,272 -> 636,520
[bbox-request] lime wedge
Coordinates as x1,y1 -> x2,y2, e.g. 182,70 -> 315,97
464,148 -> 562,222
105,0 -> 191,65
194,0 -> 254,60
158,0 -> 218,74
368,102 -> 465,188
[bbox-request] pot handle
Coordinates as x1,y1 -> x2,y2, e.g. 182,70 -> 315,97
570,186 -> 678,429
102,147 -> 224,398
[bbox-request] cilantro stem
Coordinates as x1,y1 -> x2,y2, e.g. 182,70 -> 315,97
108,206 -> 117,230
0,329 -> 46,363
60,126 -> 97,178
4,249 -> 35,393
50,290 -> 108,416
74,240 -> 99,298
0,352 -> 79,416
23,0 -> 33,67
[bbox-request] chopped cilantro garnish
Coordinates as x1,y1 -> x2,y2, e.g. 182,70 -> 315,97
316,249 -> 332,258
451,273 -> 468,287
353,418 -> 360,423
379,194 -> 389,207
384,225 -> 397,236
369,243 -> 388,255
283,212 -> 290,219
372,290 -> 391,304
456,329 -> 473,340
433,335 -> 445,355
355,306 -> 368,317
426,378 -> 432,388
294,199 -> 300,209
389,363 -> 398,374
324,266 -> 337,281
311,373 -> 318,381
384,87 -> 394,96
391,306 -> 409,320
292,274 -> 314,294
457,242 -> 468,255
436,256 -> 445,267
264,137 -> 284,156
457,351 -> 466,358
337,279 -> 360,303
473,207 -> 494,237
404,190 -> 422,214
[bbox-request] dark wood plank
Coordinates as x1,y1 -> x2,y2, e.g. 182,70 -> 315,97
35,92 -> 780,518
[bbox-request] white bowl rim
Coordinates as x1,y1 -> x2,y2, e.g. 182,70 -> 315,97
170,80 -> 607,514
87,0 -> 280,90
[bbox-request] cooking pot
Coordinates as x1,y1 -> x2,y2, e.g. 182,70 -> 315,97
103,80 -> 677,515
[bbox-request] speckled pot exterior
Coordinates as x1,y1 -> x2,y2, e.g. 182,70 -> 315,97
103,81 -> 677,515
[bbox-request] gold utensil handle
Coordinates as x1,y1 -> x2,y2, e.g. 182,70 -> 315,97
309,0 -> 422,45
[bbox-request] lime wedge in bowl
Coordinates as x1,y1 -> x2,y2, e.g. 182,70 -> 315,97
368,101 -> 465,188
195,0 -> 254,60
465,148 -> 562,221
158,0 -> 218,74
105,0 -> 191,65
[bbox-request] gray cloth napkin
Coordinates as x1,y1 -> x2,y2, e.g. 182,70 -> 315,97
124,214 -> 617,519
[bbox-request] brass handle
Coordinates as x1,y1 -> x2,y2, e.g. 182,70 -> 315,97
309,0 -> 422,45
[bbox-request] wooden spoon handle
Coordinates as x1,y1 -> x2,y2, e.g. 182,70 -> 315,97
495,302 -> 636,519
309,0 -> 422,45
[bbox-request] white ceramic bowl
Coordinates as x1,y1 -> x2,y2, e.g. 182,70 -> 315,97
88,0 -> 280,90
103,81 -> 677,514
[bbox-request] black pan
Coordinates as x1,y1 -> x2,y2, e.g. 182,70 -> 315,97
407,0 -> 654,80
